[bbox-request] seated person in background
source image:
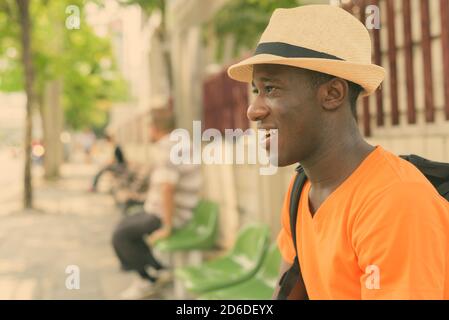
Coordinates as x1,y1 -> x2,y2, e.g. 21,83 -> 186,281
90,133 -> 127,192
116,165 -> 152,215
112,108 -> 202,299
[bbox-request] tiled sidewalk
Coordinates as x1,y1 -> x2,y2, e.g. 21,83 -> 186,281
0,159 -> 167,299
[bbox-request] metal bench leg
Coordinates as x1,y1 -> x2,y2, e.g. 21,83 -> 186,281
188,250 -> 203,265
173,252 -> 187,299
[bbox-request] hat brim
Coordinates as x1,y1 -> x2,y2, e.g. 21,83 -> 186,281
227,54 -> 385,97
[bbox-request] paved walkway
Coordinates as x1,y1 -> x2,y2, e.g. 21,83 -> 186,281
0,153 -> 167,299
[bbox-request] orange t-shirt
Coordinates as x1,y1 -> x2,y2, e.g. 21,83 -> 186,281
277,146 -> 449,299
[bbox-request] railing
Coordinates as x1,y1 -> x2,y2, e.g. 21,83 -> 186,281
343,0 -> 449,136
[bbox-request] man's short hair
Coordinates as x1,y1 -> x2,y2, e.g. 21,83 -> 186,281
307,70 -> 363,118
149,108 -> 175,132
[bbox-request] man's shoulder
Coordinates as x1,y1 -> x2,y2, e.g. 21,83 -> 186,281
362,147 -> 433,190
355,148 -> 449,216
347,147 -> 449,214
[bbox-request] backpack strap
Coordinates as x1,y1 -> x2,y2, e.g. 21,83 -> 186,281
400,154 -> 449,179
276,166 -> 307,300
400,154 -> 449,200
437,181 -> 449,200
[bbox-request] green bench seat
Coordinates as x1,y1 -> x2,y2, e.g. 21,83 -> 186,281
155,200 -> 219,252
198,243 -> 281,300
175,224 -> 270,293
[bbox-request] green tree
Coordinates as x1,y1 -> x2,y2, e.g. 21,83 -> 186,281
206,0 -> 300,62
1,0 -> 128,130
0,1 -> 23,92
16,0 -> 34,209
32,0 -> 128,131
0,0 -> 128,204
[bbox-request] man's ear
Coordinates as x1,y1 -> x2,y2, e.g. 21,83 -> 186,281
318,78 -> 348,111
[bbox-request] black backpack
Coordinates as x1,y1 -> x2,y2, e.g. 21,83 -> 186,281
276,154 -> 449,300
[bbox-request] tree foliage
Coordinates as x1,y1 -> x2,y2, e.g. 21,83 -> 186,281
0,0 -> 23,91
206,0 -> 300,61
0,0 -> 128,130
117,0 -> 164,15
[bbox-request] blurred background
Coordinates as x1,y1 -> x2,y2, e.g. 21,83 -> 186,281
0,0 -> 448,299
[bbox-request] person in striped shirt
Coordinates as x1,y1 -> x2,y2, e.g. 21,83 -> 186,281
112,108 -> 202,299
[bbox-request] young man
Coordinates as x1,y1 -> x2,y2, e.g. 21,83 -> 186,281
228,5 -> 449,299
112,108 -> 202,299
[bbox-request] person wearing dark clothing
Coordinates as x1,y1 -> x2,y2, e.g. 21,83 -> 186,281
91,135 -> 127,192
113,212 -> 164,281
114,144 -> 125,165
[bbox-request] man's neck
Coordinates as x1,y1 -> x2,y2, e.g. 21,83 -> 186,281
300,135 -> 375,192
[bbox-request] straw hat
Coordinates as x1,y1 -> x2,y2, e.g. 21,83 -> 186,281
227,5 -> 385,97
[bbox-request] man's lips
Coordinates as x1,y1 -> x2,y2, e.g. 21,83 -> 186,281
257,127 -> 278,149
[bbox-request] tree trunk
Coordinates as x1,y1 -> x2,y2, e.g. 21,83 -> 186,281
42,2 -> 64,179
17,0 -> 34,209
42,80 -> 64,179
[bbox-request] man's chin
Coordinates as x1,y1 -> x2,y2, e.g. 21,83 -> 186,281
276,161 -> 292,168
266,149 -> 285,167
274,155 -> 298,168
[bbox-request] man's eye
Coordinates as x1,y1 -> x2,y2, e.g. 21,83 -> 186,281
265,86 -> 275,94
251,86 -> 276,95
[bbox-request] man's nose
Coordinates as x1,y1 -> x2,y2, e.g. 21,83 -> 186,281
247,96 -> 270,121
